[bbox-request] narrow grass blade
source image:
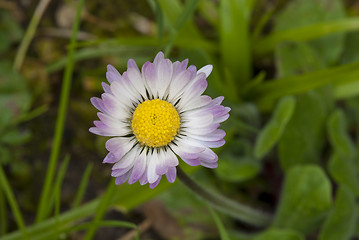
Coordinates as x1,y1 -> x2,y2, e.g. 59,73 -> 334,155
157,0 -> 201,38
33,220 -> 137,240
72,163 -> 93,208
35,0 -> 85,223
164,0 -> 202,56
13,0 -> 52,70
254,18 -> 359,57
46,45 -> 154,73
0,165 -> 29,239
42,155 -> 71,220
250,61 -> 359,106
208,206 -> 231,240
148,0 -> 164,46
83,179 -> 117,240
0,187 -> 7,235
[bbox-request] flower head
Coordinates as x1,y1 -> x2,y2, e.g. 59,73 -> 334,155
90,52 -> 230,188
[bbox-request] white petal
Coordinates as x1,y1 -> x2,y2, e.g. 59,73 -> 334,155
141,61 -> 157,98
126,67 -> 147,100
167,66 -> 196,102
128,150 -> 147,184
105,137 -> 135,159
147,151 -> 160,183
112,145 -> 140,169
178,95 -> 212,112
156,59 -> 173,99
197,65 -> 213,78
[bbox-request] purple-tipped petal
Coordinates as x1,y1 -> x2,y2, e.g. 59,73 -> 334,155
149,176 -> 162,189
128,151 -> 147,184
106,65 -> 122,83
127,59 -> 139,71
156,59 -> 173,98
153,51 -> 165,65
103,152 -> 118,164
166,167 -> 177,183
115,171 -> 131,185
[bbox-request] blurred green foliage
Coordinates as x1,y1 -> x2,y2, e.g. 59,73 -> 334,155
2,0 -> 359,239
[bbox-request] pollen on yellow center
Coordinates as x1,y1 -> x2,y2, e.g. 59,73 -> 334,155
131,99 -> 181,147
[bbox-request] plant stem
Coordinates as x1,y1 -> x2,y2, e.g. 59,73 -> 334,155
177,167 -> 272,227
35,0 -> 85,223
0,165 -> 29,239
83,179 -> 117,240
13,0 -> 52,71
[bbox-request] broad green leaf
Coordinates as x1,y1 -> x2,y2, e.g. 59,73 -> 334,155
278,91 -> 327,170
254,96 -> 295,159
319,186 -> 357,240
273,0 -> 346,64
1,130 -> 31,145
327,110 -> 356,158
0,61 -> 31,130
275,42 -> 325,78
273,165 -> 332,233
220,0 -> 251,84
0,11 -> 23,53
215,156 -> 260,182
328,153 -> 359,196
216,139 -> 260,182
0,146 -> 10,165
253,228 -> 304,240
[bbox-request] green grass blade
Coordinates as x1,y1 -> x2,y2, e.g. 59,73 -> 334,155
208,206 -> 231,240
53,155 -> 71,240
1,165 -> 195,240
250,62 -> 359,106
0,165 -> 29,239
1,199 -> 100,240
149,0 -> 164,46
164,0 -> 201,56
0,182 -> 7,235
254,18 -> 359,57
157,0 -> 202,38
220,0 -> 251,85
13,0 -> 51,70
43,155 -> 71,220
33,220 -> 137,240
35,0 -> 85,223
83,179 -> 117,240
46,45 -> 154,73
198,0 -> 219,29
72,163 -> 93,208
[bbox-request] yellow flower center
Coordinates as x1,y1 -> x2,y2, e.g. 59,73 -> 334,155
131,99 -> 180,148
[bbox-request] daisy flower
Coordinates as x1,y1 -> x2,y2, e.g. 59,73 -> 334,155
90,52 -> 230,188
